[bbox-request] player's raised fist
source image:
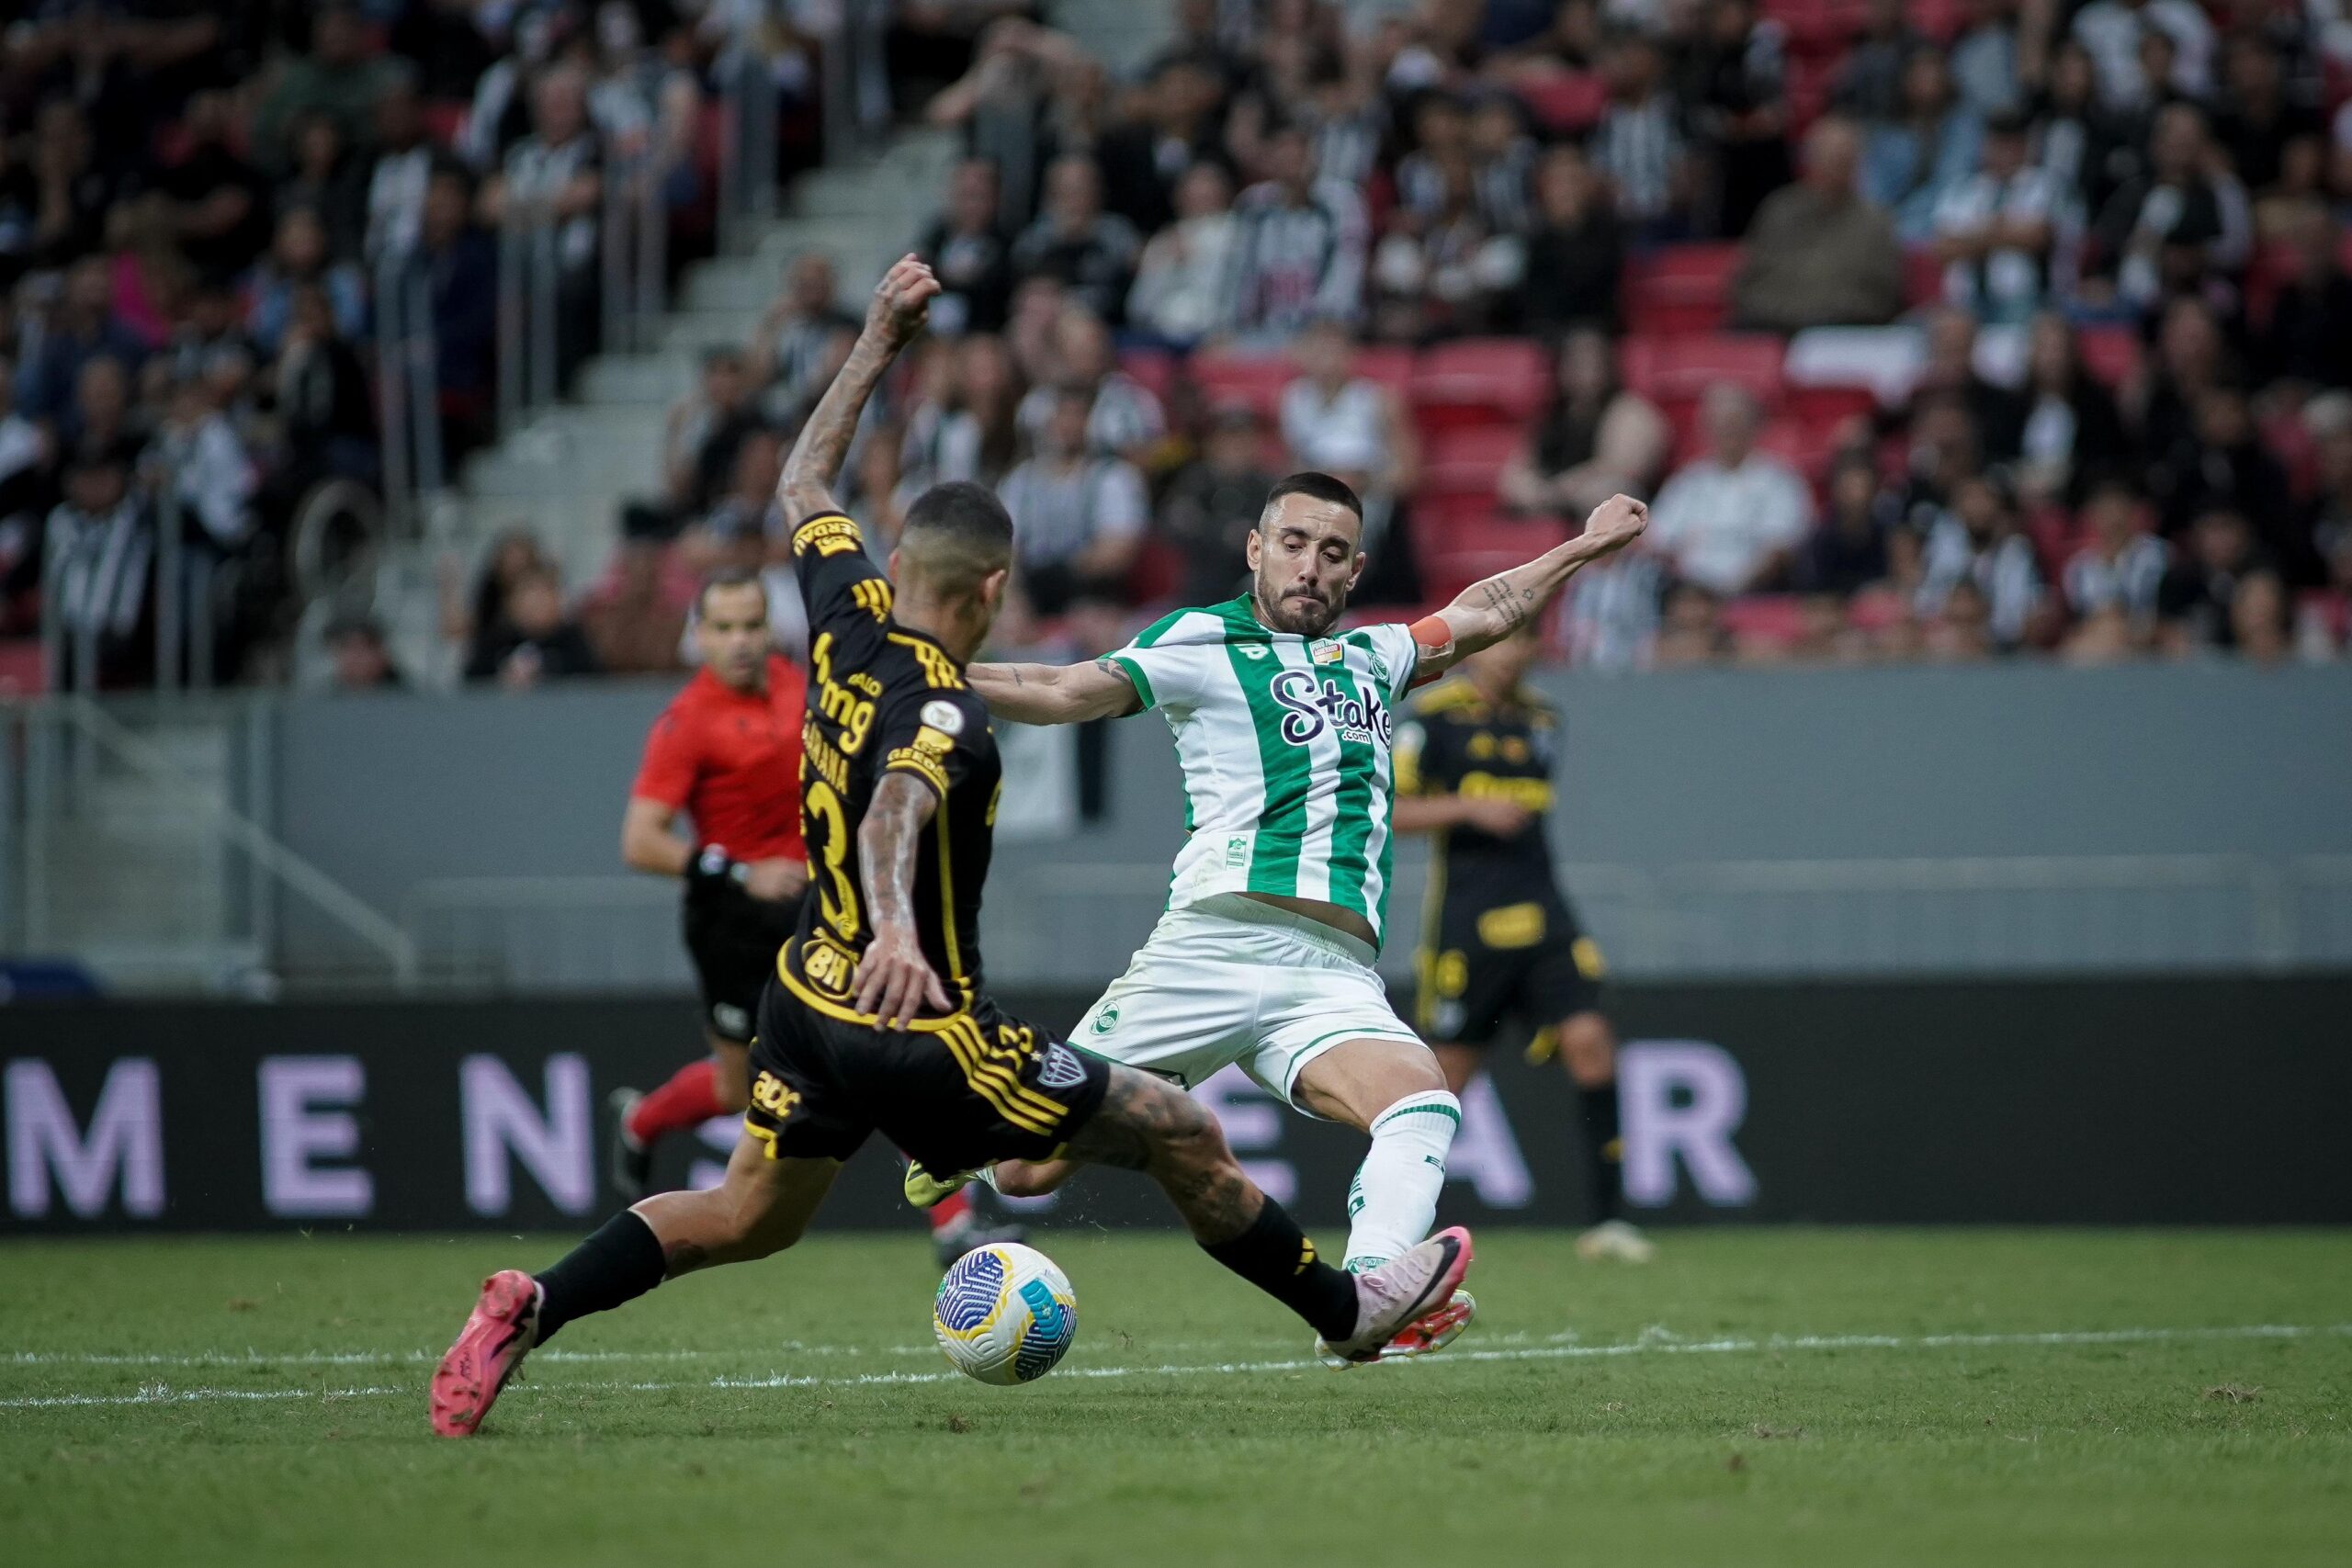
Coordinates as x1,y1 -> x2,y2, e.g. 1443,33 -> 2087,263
1583,493 -> 1647,552
867,254 -> 942,347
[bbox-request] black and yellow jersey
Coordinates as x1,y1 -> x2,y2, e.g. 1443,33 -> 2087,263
1395,678 -> 1565,915
779,510 -> 1000,1027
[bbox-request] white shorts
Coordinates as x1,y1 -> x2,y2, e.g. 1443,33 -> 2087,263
1071,895 -> 1426,1111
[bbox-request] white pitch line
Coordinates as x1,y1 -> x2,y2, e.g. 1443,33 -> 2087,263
2,1323 -> 2343,1412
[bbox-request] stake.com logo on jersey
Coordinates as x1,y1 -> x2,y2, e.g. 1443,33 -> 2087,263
1270,669 -> 1393,746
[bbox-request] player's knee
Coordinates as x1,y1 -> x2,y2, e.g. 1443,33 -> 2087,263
1557,1013 -> 1616,1084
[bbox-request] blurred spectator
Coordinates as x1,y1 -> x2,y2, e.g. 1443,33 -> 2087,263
1834,0 -> 1928,119
2300,397 -> 2352,581
155,90 -> 272,285
281,112 -> 371,265
447,528 -> 553,663
464,564 -> 605,688
2086,103 -> 2249,316
1589,32 -> 1694,242
2134,296 -> 2230,473
481,63 -> 605,387
579,538 -> 691,676
1911,308 -> 2027,465
43,442 -> 153,688
1280,320 -> 1419,502
18,258 -> 146,423
418,164 -> 497,460
1127,162 -> 1240,345
918,158 -> 1017,336
325,613 -> 406,690
2260,208 -> 2352,391
63,355 -> 139,460
152,374 -> 255,556
1733,117 -> 1904,333
1932,109 -> 2069,323
996,389 -> 1148,615
2062,477 -> 2168,646
2071,0 -> 2214,113
2156,505 -> 2267,651
1096,54 -> 1227,236
253,3 -> 400,175
1223,125 -> 1368,340
899,333 -> 1024,501
750,254 -> 859,425
2211,36 -> 2322,197
2013,311 -> 2132,504
1917,469 -> 2046,648
1924,574 -> 1996,660
27,101 -> 118,271
662,349 -> 764,524
1646,385 -> 1814,594
1685,0 -> 1793,238
244,208 -> 368,358
1499,329 -> 1671,517
2230,569 -> 2294,663
2152,385 -> 2296,569
1159,402 -> 1278,604
1796,452 -> 1895,596
2030,39 -> 2137,220
1950,0 -> 2025,118
1012,156 -> 1142,324
364,73 -> 435,265
1520,142 -> 1623,334
1861,50 -> 1983,243
390,0 -> 498,105
272,282 -> 380,492
1016,306 -> 1165,465
1653,580 -> 1732,666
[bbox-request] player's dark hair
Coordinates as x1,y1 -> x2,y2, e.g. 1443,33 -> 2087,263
1262,470 -> 1364,524
901,480 -> 1015,596
696,565 -> 767,618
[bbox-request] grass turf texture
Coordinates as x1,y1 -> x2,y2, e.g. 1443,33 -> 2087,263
2,1230 -> 2346,1567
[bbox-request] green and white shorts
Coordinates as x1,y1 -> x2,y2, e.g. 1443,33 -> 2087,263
1072,894 -> 1427,1113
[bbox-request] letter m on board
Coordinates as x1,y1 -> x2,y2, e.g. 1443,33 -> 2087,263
6,1059 -> 166,1219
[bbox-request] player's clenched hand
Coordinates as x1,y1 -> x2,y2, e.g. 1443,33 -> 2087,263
1581,493 -> 1647,554
854,921 -> 951,1029
743,858 -> 807,901
1460,797 -> 1532,837
865,254 -> 942,348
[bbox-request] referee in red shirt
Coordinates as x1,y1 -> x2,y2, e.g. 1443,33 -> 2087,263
613,569 -> 810,1196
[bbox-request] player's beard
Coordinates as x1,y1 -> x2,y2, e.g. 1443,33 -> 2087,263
1253,578 -> 1345,637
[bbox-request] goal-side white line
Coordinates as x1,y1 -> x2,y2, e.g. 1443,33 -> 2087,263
2,1322 -> 2344,1411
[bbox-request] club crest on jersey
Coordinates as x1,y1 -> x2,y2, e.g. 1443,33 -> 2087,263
1269,669 -> 1391,747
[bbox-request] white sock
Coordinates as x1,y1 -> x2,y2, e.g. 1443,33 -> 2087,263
1342,1089 -> 1461,1272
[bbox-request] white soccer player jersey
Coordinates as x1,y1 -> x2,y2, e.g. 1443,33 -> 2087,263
1105,597 -> 1422,948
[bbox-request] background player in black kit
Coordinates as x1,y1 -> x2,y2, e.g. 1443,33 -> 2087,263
1392,624 -> 1655,1264
430,258 -> 1474,1437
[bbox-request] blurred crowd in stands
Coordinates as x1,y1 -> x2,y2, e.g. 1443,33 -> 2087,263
0,0 -> 820,691
453,0 -> 2352,690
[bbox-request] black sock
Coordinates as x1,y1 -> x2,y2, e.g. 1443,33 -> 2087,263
534,1210 -> 666,1343
1577,1078 -> 1624,1224
1200,1197 -> 1360,1343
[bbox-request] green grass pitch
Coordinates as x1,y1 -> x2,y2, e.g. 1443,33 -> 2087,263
3,1228 -> 2347,1567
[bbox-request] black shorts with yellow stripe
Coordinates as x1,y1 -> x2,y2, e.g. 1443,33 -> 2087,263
744,959 -> 1110,1176
1416,896 -> 1607,1049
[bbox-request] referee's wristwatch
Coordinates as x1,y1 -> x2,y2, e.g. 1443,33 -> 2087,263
690,844 -> 753,892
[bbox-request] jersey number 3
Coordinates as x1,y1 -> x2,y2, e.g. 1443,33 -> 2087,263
804,777 -> 862,942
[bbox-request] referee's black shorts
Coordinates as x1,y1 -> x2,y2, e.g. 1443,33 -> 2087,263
743,976 -> 1110,1178
682,884 -> 803,1043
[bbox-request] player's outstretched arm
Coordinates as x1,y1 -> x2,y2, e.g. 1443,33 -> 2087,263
1412,494 -> 1648,681
778,254 -> 941,527
853,773 -> 953,1029
967,657 -> 1143,726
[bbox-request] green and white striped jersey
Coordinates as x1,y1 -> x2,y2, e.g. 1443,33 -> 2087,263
1105,596 -> 1423,950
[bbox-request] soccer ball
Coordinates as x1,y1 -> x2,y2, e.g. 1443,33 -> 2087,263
933,1242 -> 1079,1385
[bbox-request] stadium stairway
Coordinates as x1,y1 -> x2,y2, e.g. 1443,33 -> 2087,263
361,129 -> 962,686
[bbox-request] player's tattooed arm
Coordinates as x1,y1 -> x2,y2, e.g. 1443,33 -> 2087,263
967,658 -> 1144,725
852,773 -> 952,1028
1419,492 -> 1649,675
779,254 -> 942,526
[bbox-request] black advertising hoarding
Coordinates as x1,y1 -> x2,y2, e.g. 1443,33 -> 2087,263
4,977 -> 2348,1233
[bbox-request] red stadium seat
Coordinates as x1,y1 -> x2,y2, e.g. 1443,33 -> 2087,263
1904,247 -> 1947,309
2074,323 -> 2142,389
1517,73 -> 1609,135
1410,340 -> 1549,433
1190,350 -> 1295,422
1784,383 -> 1879,429
1353,344 -> 1417,394
422,100 -> 470,149
2243,241 -> 2302,331
1625,243 -> 1740,337
0,638 -> 43,696
1419,514 -> 1572,599
1621,333 -> 1787,408
1119,347 -> 1177,405
1421,427 -> 1523,499
1719,594 -> 1808,649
